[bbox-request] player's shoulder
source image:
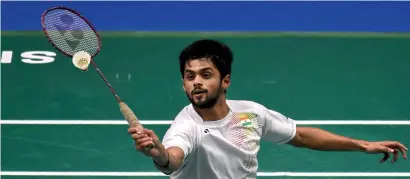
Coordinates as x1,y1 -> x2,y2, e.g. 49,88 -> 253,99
171,104 -> 201,126
227,99 -> 269,112
227,99 -> 284,118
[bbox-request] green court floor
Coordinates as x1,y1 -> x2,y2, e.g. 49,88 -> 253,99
2,124 -> 409,173
2,32 -> 409,178
2,32 -> 410,120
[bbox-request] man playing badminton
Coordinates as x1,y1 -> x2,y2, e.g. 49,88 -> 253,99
128,39 -> 408,179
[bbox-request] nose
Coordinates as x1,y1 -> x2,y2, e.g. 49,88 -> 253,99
193,76 -> 203,87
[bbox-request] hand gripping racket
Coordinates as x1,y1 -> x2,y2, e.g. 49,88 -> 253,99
41,6 -> 154,150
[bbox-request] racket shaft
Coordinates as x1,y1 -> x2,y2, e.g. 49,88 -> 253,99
90,60 -> 122,103
119,102 -> 155,150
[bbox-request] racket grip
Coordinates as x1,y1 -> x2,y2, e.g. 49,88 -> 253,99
119,102 -> 155,150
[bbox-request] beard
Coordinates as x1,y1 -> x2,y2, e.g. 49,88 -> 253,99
186,86 -> 221,109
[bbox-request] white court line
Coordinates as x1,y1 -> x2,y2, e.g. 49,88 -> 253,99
1,119 -> 410,125
0,120 -> 170,125
1,171 -> 410,177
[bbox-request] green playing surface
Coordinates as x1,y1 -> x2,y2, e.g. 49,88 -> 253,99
1,32 -> 409,178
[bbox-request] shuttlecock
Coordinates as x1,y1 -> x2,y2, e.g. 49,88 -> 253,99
72,51 -> 91,71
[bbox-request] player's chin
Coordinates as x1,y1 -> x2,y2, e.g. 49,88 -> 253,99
194,98 -> 214,108
193,98 -> 205,104
190,96 -> 202,104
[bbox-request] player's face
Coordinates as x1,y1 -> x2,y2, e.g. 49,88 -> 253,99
183,59 -> 228,109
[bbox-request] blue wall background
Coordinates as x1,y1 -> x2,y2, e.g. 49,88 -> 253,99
2,1 -> 410,32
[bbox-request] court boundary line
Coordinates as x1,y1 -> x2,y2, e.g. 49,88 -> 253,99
1,171 -> 410,177
1,119 -> 410,125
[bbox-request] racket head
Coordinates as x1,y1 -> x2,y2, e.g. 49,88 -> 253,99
41,6 -> 102,58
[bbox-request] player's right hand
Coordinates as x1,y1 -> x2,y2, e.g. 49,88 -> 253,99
128,127 -> 166,158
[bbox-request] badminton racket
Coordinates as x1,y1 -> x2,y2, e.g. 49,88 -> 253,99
41,6 -> 154,150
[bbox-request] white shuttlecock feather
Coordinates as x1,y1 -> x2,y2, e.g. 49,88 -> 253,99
72,51 -> 91,71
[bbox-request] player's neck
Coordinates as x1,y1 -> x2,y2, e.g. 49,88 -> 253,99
194,98 -> 229,121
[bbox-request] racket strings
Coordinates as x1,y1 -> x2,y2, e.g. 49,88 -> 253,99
43,9 -> 100,56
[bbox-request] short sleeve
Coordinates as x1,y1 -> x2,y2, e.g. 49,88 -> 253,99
162,120 -> 198,159
260,106 -> 297,145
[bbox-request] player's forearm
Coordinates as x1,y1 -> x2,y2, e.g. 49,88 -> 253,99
153,147 -> 183,175
291,127 -> 368,152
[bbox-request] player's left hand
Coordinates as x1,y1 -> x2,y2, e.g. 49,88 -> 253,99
363,141 -> 408,163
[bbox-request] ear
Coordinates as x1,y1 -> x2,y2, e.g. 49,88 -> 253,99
222,74 -> 231,90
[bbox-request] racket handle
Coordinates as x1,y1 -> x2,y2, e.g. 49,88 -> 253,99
119,102 -> 155,150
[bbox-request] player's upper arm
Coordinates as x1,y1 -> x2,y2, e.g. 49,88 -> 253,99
259,105 -> 297,145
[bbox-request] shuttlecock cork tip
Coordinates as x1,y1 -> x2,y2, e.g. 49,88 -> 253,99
72,51 -> 91,71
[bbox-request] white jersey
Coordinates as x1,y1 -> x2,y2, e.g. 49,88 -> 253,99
161,100 -> 296,179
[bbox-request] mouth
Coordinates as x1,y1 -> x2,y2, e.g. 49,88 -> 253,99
192,89 -> 207,97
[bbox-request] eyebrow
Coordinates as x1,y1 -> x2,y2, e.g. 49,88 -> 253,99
185,67 -> 214,73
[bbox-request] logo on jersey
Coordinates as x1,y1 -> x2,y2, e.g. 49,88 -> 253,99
238,113 -> 258,127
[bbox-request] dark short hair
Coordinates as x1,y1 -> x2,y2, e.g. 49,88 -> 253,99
179,39 -> 233,80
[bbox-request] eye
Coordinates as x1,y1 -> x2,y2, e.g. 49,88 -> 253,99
203,73 -> 211,79
186,74 -> 194,80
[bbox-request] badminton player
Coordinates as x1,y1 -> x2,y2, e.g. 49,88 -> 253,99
128,39 -> 408,179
